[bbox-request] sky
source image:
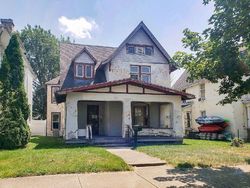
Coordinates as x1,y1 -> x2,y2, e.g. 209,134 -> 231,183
0,0 -> 214,83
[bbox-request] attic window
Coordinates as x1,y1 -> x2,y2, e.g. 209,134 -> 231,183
126,44 -> 153,56
75,64 -> 84,78
127,45 -> 135,54
75,63 -> 94,79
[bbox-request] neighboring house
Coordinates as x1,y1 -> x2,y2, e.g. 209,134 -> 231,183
173,70 -> 250,140
0,19 -> 36,124
46,76 -> 65,137
47,21 -> 194,143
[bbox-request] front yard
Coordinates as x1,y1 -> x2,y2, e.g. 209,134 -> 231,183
0,136 -> 130,178
137,139 -> 250,168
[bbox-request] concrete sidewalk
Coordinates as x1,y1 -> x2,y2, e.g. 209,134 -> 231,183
0,171 -> 156,188
107,148 -> 165,166
1,165 -> 250,188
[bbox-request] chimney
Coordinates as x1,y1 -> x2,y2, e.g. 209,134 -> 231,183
0,19 -> 14,33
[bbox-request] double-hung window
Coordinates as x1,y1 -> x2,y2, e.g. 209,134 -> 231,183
130,65 -> 151,83
75,64 -> 84,78
199,83 -> 205,100
51,112 -> 60,130
85,65 -> 93,78
75,63 -> 94,79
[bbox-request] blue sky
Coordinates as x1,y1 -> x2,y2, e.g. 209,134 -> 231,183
1,0 -> 214,83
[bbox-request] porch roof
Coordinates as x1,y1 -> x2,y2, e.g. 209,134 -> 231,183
56,78 -> 195,102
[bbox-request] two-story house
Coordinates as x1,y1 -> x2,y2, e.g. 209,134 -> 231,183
0,19 -> 36,124
173,70 -> 249,140
47,22 -> 194,144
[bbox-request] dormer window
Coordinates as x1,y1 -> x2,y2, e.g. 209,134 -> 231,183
126,44 -> 153,56
85,65 -> 93,78
75,63 -> 84,78
75,63 -> 94,79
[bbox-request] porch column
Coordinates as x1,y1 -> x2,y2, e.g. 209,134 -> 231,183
172,101 -> 184,138
65,98 -> 78,140
122,99 -> 132,138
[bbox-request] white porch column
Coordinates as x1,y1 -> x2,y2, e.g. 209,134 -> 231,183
172,101 -> 184,137
65,98 -> 78,140
122,99 -> 132,138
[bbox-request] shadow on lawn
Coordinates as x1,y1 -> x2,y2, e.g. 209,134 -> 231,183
30,136 -> 90,149
153,163 -> 250,188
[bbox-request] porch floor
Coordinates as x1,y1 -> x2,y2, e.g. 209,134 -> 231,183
65,136 -> 183,146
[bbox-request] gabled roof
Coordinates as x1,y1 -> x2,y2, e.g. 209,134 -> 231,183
60,43 -> 116,89
99,21 -> 176,72
57,78 -> 195,100
172,70 -> 206,91
45,76 -> 60,85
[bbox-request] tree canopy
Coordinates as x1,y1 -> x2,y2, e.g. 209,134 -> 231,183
20,25 -> 60,119
173,0 -> 250,104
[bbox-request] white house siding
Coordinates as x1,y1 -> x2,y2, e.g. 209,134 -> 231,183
185,81 -> 247,139
105,28 -> 170,87
65,90 -> 183,140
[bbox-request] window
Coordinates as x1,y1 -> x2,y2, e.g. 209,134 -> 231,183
185,112 -> 192,128
85,65 -> 93,78
130,65 -> 151,83
126,44 -> 153,56
75,63 -> 94,79
145,46 -> 153,56
51,86 -> 60,103
136,46 -> 144,54
51,112 -> 60,130
127,45 -> 135,54
75,63 -> 84,78
201,111 -> 206,117
199,83 -> 205,100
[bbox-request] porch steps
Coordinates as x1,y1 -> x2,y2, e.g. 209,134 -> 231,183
136,136 -> 183,144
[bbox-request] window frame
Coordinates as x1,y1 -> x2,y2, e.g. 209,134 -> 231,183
74,63 -> 94,79
51,86 -> 60,104
200,111 -> 206,117
130,65 -> 151,83
51,112 -> 61,130
85,64 -> 93,78
126,44 -> 154,56
199,83 -> 205,100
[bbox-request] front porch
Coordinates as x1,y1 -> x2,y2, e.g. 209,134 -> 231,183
61,79 -> 192,144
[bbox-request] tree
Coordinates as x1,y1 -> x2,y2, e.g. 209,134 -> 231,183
173,0 -> 250,104
20,25 -> 60,119
0,34 -> 30,148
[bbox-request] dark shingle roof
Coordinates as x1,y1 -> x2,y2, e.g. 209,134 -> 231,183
60,43 -> 116,89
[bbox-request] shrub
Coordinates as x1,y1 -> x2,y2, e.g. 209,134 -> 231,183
231,138 -> 244,147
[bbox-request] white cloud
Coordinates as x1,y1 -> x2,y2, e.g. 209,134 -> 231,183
58,16 -> 97,39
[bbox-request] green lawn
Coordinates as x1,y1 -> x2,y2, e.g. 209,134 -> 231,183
137,139 -> 250,168
0,136 -> 130,178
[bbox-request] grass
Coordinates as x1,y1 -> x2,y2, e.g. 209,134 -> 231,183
0,136 -> 130,178
137,139 -> 250,168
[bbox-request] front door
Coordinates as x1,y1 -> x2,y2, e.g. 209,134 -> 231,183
133,105 -> 148,126
87,105 -> 99,136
